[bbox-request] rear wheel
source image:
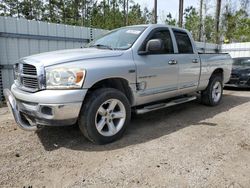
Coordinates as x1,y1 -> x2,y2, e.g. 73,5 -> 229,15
78,88 -> 131,144
201,74 -> 223,106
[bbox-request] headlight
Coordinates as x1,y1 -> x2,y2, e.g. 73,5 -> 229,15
45,65 -> 86,89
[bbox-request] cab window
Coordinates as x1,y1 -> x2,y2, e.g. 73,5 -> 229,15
142,29 -> 174,54
173,30 -> 194,54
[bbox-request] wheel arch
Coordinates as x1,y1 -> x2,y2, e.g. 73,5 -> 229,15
210,68 -> 224,81
86,77 -> 134,106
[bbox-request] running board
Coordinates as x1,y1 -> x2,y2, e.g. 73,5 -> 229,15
135,96 -> 197,114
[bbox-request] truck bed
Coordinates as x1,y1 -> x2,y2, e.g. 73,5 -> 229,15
198,53 -> 233,91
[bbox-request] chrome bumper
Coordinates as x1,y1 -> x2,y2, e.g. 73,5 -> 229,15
4,87 -> 86,131
4,89 -> 38,131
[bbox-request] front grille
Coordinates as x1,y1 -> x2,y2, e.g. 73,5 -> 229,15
15,63 -> 42,92
231,74 -> 239,79
23,64 -> 37,75
247,79 -> 250,85
23,76 -> 39,89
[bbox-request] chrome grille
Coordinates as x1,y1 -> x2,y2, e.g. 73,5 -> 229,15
23,64 -> 37,75
22,76 -> 39,89
14,62 -> 44,92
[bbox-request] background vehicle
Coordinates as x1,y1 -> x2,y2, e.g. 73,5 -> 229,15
225,57 -> 250,88
4,24 -> 232,144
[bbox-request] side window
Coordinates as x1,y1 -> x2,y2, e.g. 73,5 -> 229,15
142,29 -> 174,54
173,30 -> 194,54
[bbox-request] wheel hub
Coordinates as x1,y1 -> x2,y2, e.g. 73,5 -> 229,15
212,81 -> 222,103
95,99 -> 126,137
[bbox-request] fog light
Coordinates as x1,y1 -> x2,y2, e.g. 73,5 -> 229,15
41,106 -> 53,116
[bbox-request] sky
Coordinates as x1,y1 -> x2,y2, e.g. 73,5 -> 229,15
134,0 -> 242,23
136,0 -> 200,23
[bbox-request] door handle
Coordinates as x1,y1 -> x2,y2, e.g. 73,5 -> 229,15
168,59 -> 177,65
192,59 -> 199,63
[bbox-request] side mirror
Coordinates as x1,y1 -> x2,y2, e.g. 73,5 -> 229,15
138,39 -> 163,55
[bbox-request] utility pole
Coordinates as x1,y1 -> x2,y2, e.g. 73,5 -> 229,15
215,0 -> 222,44
178,0 -> 184,27
154,0 -> 157,24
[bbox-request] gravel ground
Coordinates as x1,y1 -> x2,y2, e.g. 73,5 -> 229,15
0,88 -> 250,188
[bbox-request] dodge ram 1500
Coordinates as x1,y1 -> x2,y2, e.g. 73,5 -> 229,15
4,24 -> 232,144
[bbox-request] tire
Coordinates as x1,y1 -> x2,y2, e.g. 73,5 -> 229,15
201,74 -> 223,106
78,88 -> 131,144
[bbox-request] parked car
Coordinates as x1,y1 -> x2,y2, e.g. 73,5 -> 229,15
4,24 -> 232,144
225,57 -> 250,88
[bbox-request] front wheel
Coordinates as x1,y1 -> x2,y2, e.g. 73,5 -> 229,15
201,75 -> 223,106
78,88 -> 131,144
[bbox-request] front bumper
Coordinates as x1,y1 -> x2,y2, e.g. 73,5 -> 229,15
225,76 -> 250,88
224,83 -> 250,88
4,85 -> 87,130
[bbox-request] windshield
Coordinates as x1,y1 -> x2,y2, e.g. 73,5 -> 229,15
233,58 -> 250,67
86,26 -> 146,50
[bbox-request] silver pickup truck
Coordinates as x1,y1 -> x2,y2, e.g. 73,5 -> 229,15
4,24 -> 232,144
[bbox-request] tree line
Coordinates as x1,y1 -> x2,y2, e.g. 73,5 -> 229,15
167,0 -> 250,43
0,0 -> 153,30
0,0 -> 250,43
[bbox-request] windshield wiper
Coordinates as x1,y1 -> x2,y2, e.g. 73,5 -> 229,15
90,44 -> 114,50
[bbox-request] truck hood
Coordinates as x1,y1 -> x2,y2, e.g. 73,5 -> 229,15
21,48 -> 124,67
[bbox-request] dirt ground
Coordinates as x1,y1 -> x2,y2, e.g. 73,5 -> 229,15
0,88 -> 250,188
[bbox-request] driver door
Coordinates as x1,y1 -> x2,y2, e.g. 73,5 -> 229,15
134,28 -> 179,104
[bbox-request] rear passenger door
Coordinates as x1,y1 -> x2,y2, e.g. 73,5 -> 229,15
173,30 -> 201,93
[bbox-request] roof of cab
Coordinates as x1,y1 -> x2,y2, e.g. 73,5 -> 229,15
124,24 -> 189,33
